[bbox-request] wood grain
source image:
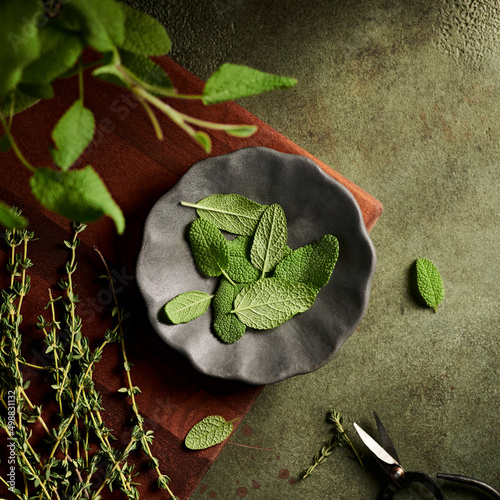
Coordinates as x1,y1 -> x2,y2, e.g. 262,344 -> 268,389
0,56 -> 381,499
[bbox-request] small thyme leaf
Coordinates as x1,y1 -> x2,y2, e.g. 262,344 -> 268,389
415,258 -> 445,312
185,415 -> 238,450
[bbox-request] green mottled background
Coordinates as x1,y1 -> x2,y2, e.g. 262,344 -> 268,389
125,1 -> 499,498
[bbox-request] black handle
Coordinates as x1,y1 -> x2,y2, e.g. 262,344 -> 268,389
437,473 -> 500,500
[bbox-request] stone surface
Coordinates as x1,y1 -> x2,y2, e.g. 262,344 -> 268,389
126,0 -> 499,498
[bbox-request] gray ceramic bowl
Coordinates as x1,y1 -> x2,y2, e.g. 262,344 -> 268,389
136,147 -> 376,384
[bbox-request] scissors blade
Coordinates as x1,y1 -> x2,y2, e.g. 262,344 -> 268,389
354,422 -> 400,466
374,412 -> 400,464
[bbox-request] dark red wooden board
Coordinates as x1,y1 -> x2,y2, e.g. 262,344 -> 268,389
0,56 -> 382,499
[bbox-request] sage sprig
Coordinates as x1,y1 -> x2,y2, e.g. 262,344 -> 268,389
0,0 -> 297,232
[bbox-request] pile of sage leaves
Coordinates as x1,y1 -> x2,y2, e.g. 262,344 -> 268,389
164,194 -> 339,343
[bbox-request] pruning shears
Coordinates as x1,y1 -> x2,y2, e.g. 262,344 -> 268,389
354,413 -> 500,499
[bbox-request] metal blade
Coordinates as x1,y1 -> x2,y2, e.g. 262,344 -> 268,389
353,422 -> 400,466
373,412 -> 400,464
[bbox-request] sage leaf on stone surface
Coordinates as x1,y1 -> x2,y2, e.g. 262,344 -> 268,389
251,204 -> 287,276
188,218 -> 233,283
164,291 -> 213,324
51,100 -> 96,170
415,258 -> 444,312
232,277 -> 316,330
213,279 -> 246,344
0,203 -> 27,229
119,3 -> 171,56
226,236 -> 260,283
181,194 -> 267,236
30,166 -> 125,234
274,234 -> 339,293
202,63 -> 297,105
185,415 -> 238,450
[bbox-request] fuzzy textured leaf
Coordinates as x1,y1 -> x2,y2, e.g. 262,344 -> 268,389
251,204 -> 287,276
212,279 -> 246,344
164,291 -> 213,324
232,277 -> 316,330
0,203 -> 27,229
120,3 -> 171,55
185,415 -> 236,450
415,258 -> 444,311
188,218 -> 229,277
30,166 -> 125,234
274,234 -> 339,293
202,63 -> 297,105
60,0 -> 125,52
0,0 -> 42,96
119,50 -> 173,92
21,20 -> 83,86
51,100 -> 95,170
182,194 -> 267,236
226,236 -> 260,283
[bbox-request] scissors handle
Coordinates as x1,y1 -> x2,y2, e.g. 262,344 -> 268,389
437,473 -> 500,499
382,471 -> 446,499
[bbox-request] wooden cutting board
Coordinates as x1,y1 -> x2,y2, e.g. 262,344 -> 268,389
0,56 -> 382,499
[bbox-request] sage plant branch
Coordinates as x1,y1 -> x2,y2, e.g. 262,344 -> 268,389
0,0 -> 297,233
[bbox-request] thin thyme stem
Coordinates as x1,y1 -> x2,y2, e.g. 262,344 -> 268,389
94,246 -> 178,499
78,58 -> 84,104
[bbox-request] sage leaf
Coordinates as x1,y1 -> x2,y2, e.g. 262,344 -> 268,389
232,277 -> 316,330
185,415 -> 237,450
181,194 -> 267,236
226,236 -> 260,283
224,124 -> 258,138
188,218 -> 230,278
51,100 -> 95,170
120,3 -> 171,55
194,131 -> 212,154
202,63 -> 297,105
0,203 -> 27,229
164,291 -> 213,324
274,234 -> 339,293
251,204 -> 287,276
213,279 -> 246,344
119,50 -> 173,93
20,20 -> 83,86
59,0 -> 125,52
17,82 -> 54,100
415,258 -> 444,312
30,166 -> 125,234
0,0 -> 41,96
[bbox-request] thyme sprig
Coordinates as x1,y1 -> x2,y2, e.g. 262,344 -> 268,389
302,410 -> 363,479
0,213 -> 178,499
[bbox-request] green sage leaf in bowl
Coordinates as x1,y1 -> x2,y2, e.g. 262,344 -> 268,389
185,415 -> 238,450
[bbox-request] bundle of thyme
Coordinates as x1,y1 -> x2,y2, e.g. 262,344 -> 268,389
0,215 -> 177,499
302,410 -> 363,479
